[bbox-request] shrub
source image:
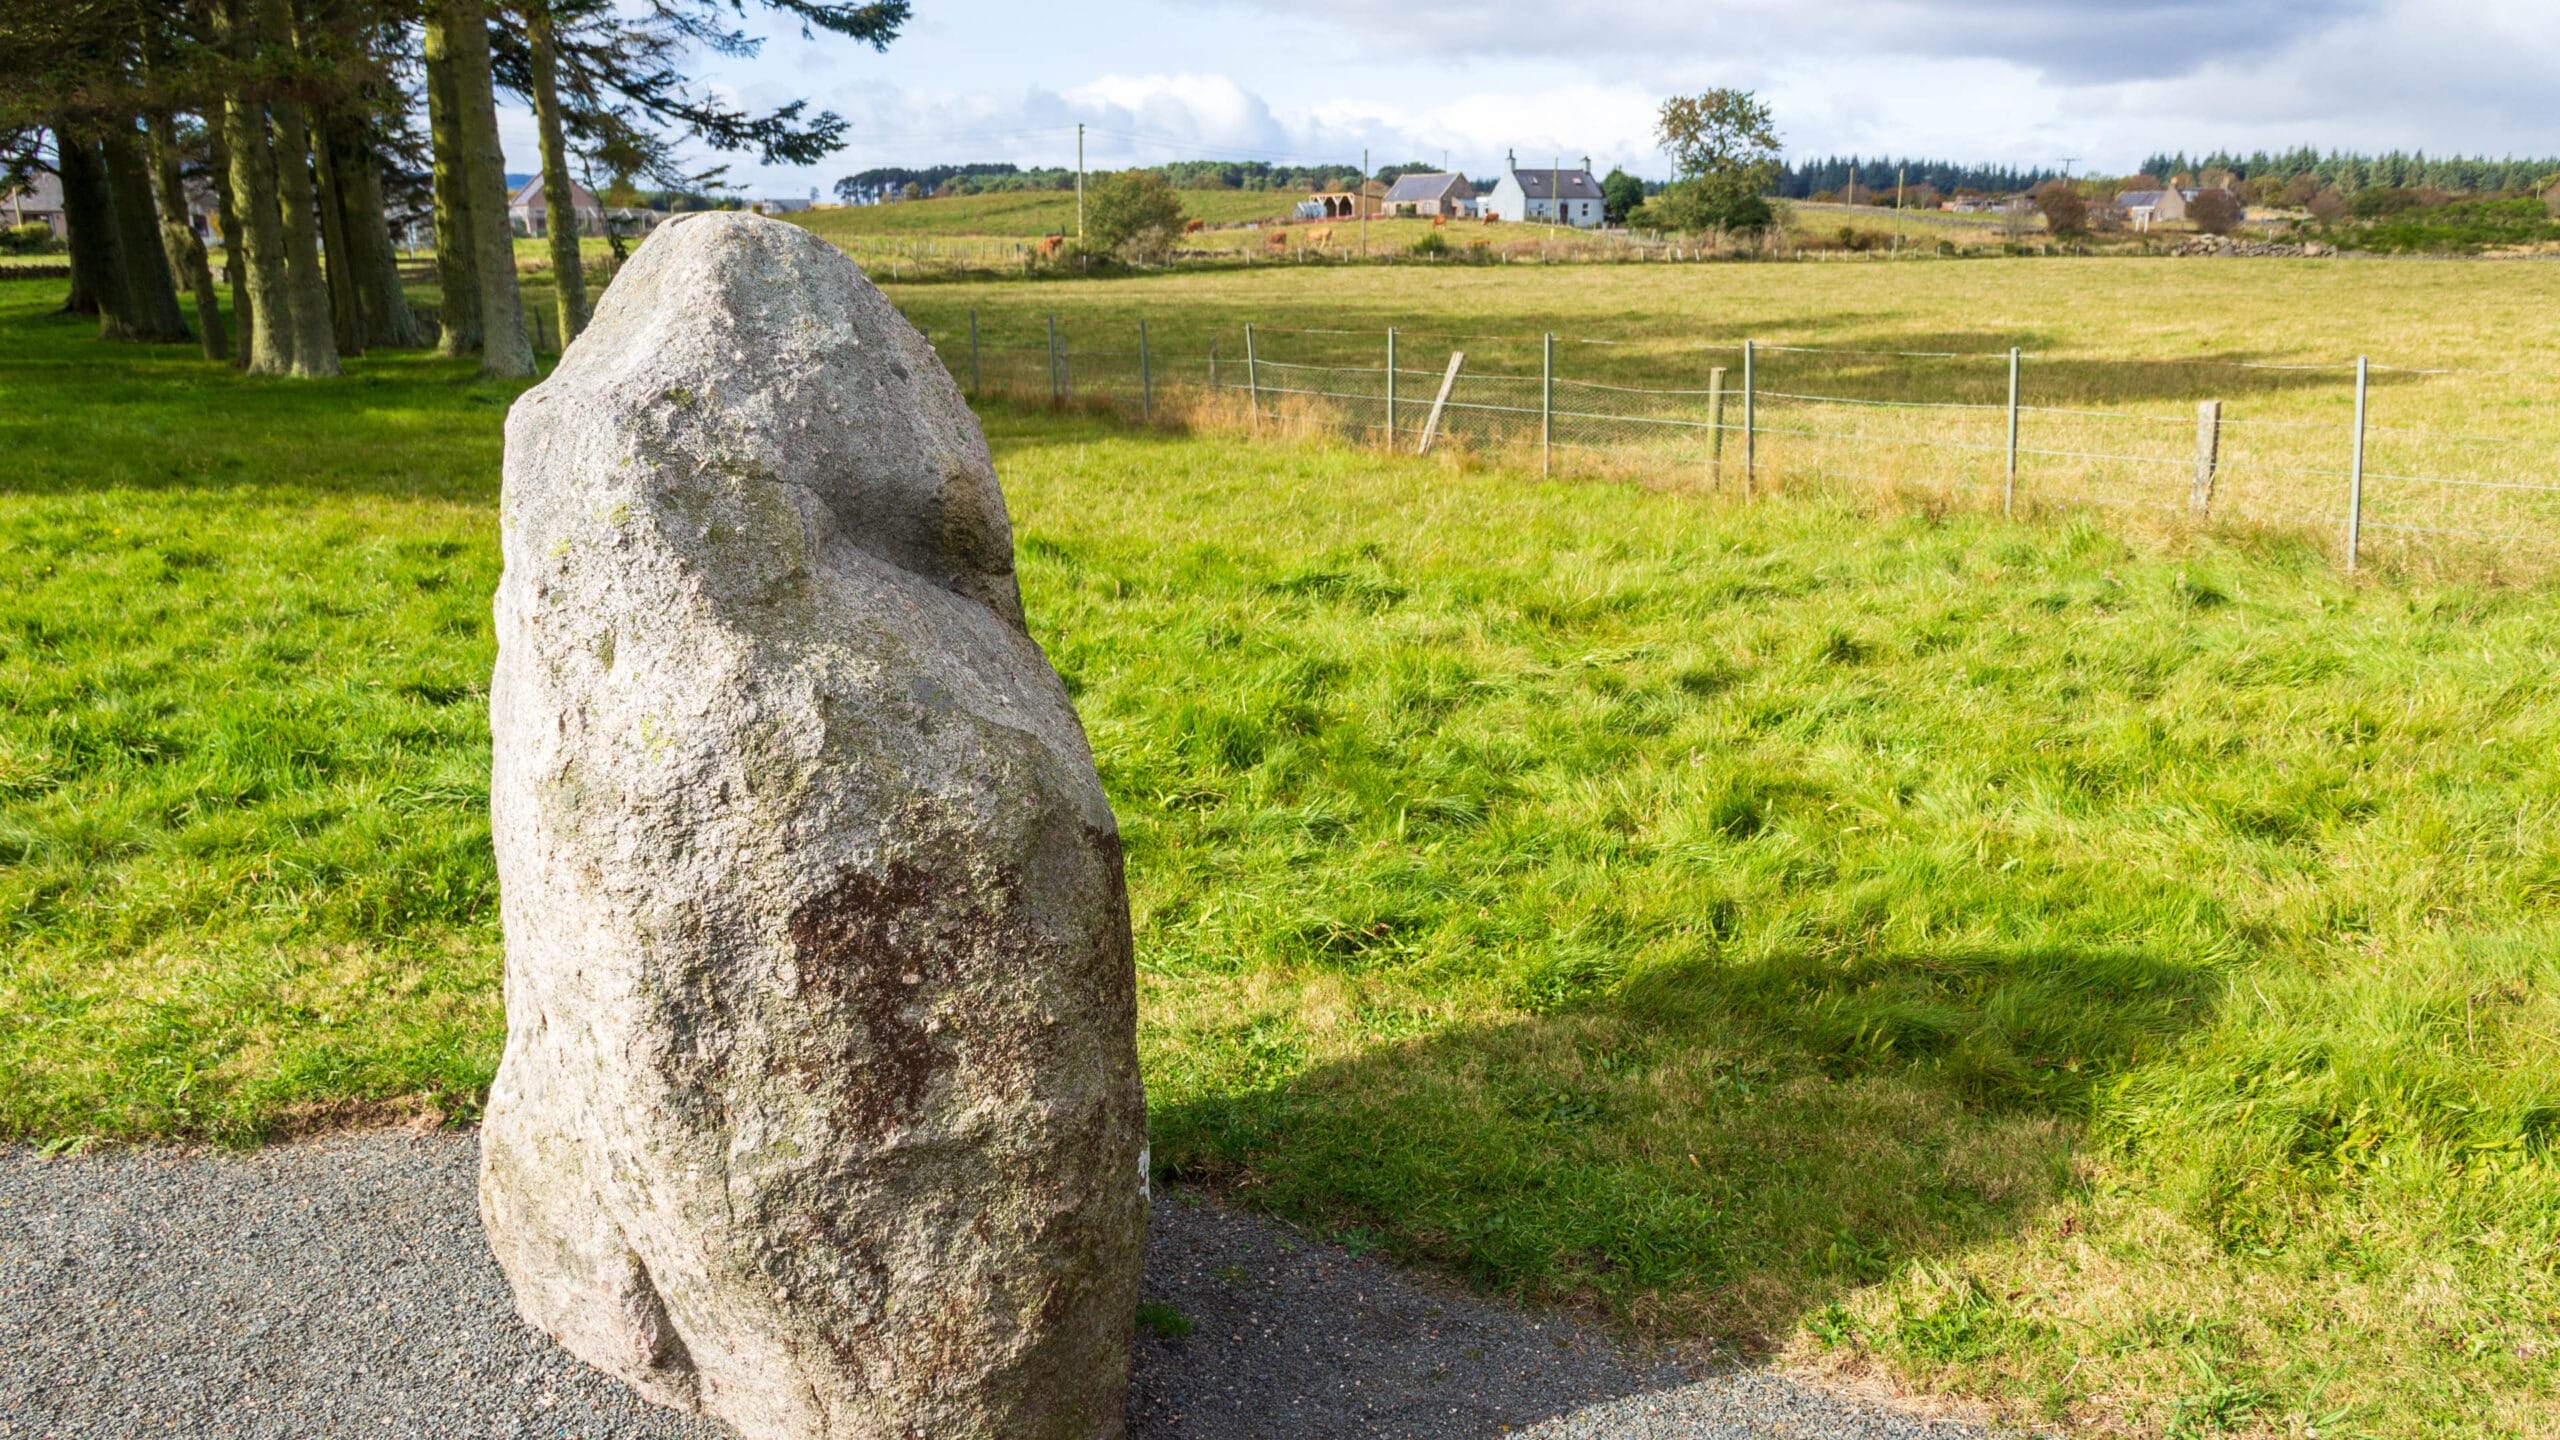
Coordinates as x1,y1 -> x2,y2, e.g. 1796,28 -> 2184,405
2306,188 -> 2351,226
2187,189 -> 2244,236
2279,174 -> 2322,209
1636,180 -> 1774,235
1408,231 -> 1450,258
1085,170 -> 1187,262
2351,186 -> 2425,219
2031,180 -> 2088,238
0,222 -> 57,255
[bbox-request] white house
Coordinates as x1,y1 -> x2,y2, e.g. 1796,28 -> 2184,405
1482,152 -> 1605,227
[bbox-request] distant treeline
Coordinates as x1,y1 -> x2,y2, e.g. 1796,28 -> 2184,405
1775,157 -> 2065,199
2139,149 -> 2560,195
836,158 -> 1394,204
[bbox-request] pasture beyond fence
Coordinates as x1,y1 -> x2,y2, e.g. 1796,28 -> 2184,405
929,310 -> 2560,572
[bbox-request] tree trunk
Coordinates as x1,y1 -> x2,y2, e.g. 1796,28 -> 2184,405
331,120 -> 428,348
311,124 -> 366,355
146,112 -> 228,360
266,95 -> 342,377
206,127 -> 253,367
98,120 -> 192,342
220,91 -> 296,375
445,0 -> 532,378
421,13 -> 480,355
56,126 -> 129,331
528,4 -> 587,347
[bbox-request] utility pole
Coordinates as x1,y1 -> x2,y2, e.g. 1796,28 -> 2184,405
1895,164 -> 1906,255
1361,146 -> 1369,256
1076,123 -> 1085,243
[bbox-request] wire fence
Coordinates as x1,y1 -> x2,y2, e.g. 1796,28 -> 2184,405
926,311 -> 2560,571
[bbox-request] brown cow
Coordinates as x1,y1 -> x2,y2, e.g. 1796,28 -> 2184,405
1306,226 -> 1334,248
1184,218 -> 1205,233
1036,234 -> 1065,256
1265,230 -> 1290,250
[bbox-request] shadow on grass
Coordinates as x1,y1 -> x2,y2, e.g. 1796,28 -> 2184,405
1152,943 -> 2215,1346
0,278 -> 526,504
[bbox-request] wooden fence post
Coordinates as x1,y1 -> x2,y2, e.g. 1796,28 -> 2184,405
1417,351 -> 1466,455
1742,339 -> 1757,499
2191,400 -> 2223,519
2006,347 -> 2022,517
1245,324 -> 1261,436
1385,327 -> 1397,451
1706,366 -> 1727,486
2347,356 -> 2369,572
1541,332 -> 1554,478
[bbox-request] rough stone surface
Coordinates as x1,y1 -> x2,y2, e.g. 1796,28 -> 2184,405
482,210 -> 1145,1440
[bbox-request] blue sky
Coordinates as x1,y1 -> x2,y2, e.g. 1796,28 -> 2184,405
498,0 -> 2560,196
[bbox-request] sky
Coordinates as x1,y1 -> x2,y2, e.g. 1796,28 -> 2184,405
497,0 -> 2560,197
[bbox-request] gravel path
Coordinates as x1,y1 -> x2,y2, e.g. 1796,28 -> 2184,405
0,1132 -> 1992,1440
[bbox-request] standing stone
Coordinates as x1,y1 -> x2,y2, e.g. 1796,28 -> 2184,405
480,211 -> 1145,1440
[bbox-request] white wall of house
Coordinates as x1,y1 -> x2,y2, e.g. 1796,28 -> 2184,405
1483,171 -> 1604,227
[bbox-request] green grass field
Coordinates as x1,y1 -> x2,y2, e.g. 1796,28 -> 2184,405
793,187 -> 1298,240
6,264 -> 2560,1436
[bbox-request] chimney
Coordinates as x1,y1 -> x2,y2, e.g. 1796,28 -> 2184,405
1507,148 -> 1516,170
1582,155 -> 1592,176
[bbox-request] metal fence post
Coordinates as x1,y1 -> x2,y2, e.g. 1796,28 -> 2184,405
968,308 -> 981,396
1058,319 -> 1071,402
2191,400 -> 2223,518
1245,324 -> 1261,436
1742,339 -> 1757,499
1541,332 -> 1554,477
2005,347 -> 2021,517
1707,366 -> 1727,486
1139,319 -> 1152,425
2347,355 -> 2369,572
1046,314 -> 1060,404
1385,327 -> 1397,451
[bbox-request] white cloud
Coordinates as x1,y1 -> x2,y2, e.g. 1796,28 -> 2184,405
538,0 -> 2560,196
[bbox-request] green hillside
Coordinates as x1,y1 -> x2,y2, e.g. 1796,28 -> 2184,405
789,188 -> 1296,240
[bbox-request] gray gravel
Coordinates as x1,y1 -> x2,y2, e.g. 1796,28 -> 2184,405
0,1132 -> 1992,1439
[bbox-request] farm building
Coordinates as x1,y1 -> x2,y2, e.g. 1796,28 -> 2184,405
1482,153 -> 1605,227
1381,172 -> 1476,219
1300,180 -> 1387,220
508,176 -> 605,237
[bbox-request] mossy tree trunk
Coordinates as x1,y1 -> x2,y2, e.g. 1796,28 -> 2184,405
206,126 -> 253,367
266,93 -> 343,376
97,120 -> 192,343
528,3 -> 587,347
147,112 -> 228,360
55,125 -> 129,331
444,0 -> 532,378
311,124 -> 367,356
219,87 -> 296,375
421,14 -> 479,355
330,120 -> 428,348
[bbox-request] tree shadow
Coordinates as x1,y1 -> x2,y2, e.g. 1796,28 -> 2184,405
1151,943 -> 2216,1346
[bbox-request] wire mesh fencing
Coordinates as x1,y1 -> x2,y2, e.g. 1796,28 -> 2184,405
925,310 -> 2560,571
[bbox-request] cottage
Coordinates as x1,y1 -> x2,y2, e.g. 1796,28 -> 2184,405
509,176 -> 606,237
750,196 -> 814,216
1381,172 -> 1476,220
2116,187 -> 2200,231
1482,152 -> 1604,227
2,173 -> 65,238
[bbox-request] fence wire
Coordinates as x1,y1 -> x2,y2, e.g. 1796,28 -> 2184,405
930,315 -> 2560,567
